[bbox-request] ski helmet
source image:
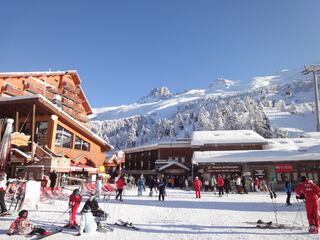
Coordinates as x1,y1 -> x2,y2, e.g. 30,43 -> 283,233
18,210 -> 28,218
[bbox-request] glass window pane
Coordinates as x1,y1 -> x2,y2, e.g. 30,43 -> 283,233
75,136 -> 82,150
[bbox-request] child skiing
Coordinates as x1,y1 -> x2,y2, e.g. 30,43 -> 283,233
193,177 -> 202,198
67,189 -> 82,228
295,176 -> 320,234
7,210 -> 51,236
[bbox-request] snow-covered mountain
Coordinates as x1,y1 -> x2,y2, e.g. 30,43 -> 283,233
90,67 -> 318,150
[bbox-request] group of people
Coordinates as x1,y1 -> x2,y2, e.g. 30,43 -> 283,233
3,170 -> 320,236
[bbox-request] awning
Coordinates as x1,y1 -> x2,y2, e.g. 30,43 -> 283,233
71,163 -> 97,173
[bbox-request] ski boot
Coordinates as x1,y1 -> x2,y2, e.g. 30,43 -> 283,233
309,225 -> 318,234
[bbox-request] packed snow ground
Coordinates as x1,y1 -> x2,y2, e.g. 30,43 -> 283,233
0,188 -> 318,240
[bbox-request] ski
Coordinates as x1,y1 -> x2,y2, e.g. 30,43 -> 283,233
245,220 -> 303,230
113,219 -> 139,230
31,229 -> 63,240
97,224 -> 114,232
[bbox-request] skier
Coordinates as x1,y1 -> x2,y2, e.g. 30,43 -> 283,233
184,177 -> 189,191
67,189 -> 82,228
193,177 -> 202,198
136,177 -> 144,196
224,177 -> 231,194
0,171 -> 9,216
141,174 -> 146,191
76,207 -> 97,236
241,176 -> 248,194
158,176 -> 166,201
254,177 -> 260,192
217,175 -> 224,197
235,175 -> 241,194
7,210 -> 51,236
82,194 -> 107,219
284,176 -> 292,206
295,176 -> 320,234
211,175 -> 217,193
115,175 -> 126,201
49,170 -> 58,192
204,179 -> 209,192
149,177 -> 156,197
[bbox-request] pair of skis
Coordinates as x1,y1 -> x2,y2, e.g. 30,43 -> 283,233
112,219 -> 139,231
29,228 -> 63,240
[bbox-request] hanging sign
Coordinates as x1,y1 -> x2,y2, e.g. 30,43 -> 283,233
275,163 -> 293,173
11,132 -> 30,147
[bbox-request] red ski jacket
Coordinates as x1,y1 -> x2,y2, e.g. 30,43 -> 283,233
69,193 -> 81,208
295,180 -> 320,204
217,176 -> 224,187
193,179 -> 202,190
116,178 -> 126,190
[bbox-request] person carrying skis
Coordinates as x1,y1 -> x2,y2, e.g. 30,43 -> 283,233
193,177 -> 202,198
7,210 -> 51,236
284,176 -> 292,206
115,175 -> 126,201
295,176 -> 320,234
217,175 -> 224,197
67,188 -> 82,228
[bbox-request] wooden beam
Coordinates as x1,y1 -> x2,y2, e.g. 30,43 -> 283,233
15,111 -> 19,132
31,104 -> 36,157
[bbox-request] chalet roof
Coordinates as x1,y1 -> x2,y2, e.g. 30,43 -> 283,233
0,70 -> 93,115
158,161 -> 190,171
122,141 -> 191,154
192,136 -> 320,164
191,130 -> 268,146
0,95 -> 112,150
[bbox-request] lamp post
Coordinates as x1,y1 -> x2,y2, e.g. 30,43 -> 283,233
302,65 -> 320,131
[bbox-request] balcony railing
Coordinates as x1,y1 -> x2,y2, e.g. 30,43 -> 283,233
24,82 -> 45,95
62,81 -> 80,94
1,84 -> 24,96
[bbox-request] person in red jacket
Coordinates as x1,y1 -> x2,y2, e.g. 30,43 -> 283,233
115,175 -> 126,201
254,177 -> 260,192
66,188 -> 82,228
217,175 -> 225,197
193,177 -> 202,198
295,176 -> 320,234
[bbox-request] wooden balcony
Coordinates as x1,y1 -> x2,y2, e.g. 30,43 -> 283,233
61,97 -> 74,108
62,81 -> 80,94
24,83 -> 45,96
74,112 -> 89,123
62,106 -> 74,116
1,84 -> 24,96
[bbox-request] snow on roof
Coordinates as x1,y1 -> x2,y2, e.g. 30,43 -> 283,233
122,141 -> 191,153
191,130 -> 268,146
193,137 -> 320,164
159,161 -> 190,171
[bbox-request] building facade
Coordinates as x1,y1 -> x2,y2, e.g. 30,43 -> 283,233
0,71 -> 112,180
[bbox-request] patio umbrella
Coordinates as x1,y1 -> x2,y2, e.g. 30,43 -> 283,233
0,119 -> 14,171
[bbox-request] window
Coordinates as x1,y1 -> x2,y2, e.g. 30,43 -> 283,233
75,136 -> 90,151
55,125 -> 73,148
181,157 -> 185,163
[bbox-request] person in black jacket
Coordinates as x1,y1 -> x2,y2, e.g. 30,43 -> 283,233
158,177 -> 166,201
149,178 -> 156,197
81,195 -> 107,219
49,171 -> 57,191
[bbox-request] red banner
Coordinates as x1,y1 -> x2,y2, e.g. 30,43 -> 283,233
275,164 -> 293,173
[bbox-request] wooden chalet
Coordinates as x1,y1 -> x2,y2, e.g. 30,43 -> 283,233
0,71 -> 112,180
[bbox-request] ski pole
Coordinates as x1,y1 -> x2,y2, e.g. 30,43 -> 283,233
50,208 -> 70,225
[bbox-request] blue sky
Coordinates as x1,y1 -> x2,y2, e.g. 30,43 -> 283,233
0,0 -> 319,107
